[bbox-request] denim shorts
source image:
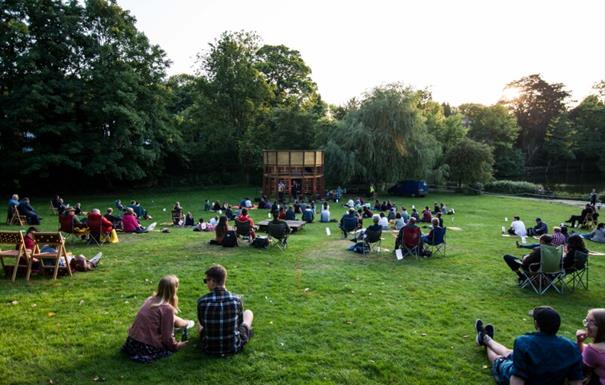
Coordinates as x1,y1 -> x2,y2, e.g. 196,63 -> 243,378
491,354 -> 513,385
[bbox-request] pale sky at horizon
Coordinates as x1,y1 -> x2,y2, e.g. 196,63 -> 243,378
118,0 -> 604,107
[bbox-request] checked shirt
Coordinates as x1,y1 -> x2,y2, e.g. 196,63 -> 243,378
197,287 -> 244,355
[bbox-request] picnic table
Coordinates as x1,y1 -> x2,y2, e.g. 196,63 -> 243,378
257,220 -> 306,233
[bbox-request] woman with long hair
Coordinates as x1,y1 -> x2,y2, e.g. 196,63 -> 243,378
122,275 -> 193,362
563,234 -> 590,270
577,308 -> 605,385
210,216 -> 229,245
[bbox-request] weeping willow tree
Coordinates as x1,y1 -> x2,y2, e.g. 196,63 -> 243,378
324,84 -> 441,188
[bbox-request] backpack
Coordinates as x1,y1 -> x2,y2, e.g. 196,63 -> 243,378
222,231 -> 238,248
251,236 -> 269,249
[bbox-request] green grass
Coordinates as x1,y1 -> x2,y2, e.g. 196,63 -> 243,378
1,188 -> 603,385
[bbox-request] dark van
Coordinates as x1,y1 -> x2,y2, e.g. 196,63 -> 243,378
388,180 -> 428,197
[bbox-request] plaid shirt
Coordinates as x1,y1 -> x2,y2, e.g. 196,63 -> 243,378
197,288 -> 243,355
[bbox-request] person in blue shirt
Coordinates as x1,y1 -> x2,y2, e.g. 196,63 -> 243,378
302,207 -> 314,223
527,217 -> 548,236
475,306 -> 583,385
285,206 -> 296,221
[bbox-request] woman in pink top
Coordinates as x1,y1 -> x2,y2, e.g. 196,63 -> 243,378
121,208 -> 146,233
577,308 -> 605,385
122,275 -> 194,362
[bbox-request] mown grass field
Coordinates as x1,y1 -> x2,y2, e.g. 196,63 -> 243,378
1,187 -> 603,385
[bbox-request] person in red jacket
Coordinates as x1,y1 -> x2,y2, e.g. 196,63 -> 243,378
87,208 -> 113,242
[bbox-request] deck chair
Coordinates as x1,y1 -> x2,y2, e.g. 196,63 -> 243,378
8,206 -> 27,226
426,227 -> 447,257
580,213 -> 595,230
235,219 -> 253,242
32,232 -> 72,280
267,222 -> 289,251
399,226 -> 422,260
171,210 -> 184,226
340,216 -> 359,239
58,215 -> 88,243
0,231 -> 32,281
520,244 -> 564,295
563,250 -> 589,291
49,200 -> 59,215
362,229 -> 382,254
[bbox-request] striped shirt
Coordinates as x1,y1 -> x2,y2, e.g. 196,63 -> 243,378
197,288 -> 244,355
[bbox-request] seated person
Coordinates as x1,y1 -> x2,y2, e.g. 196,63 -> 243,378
394,213 -> 406,231
366,215 -> 383,233
115,199 -> 125,211
73,202 -> 83,216
507,216 -> 527,237
421,207 -> 432,223
212,201 -> 222,211
293,200 -> 302,214
197,265 -> 254,356
268,215 -> 290,241
18,197 -> 41,225
576,308 -> 605,385
567,204 -> 597,228
411,208 -> 419,221
87,209 -> 113,241
581,223 -> 605,243
172,202 -> 183,225
122,275 -> 193,363
7,194 -> 19,222
378,212 -> 389,230
302,207 -> 315,223
236,208 -> 256,239
373,200 -> 381,210
362,206 -> 373,219
209,216 -> 229,244
104,208 -> 122,229
320,203 -> 331,223
193,218 -> 208,232
474,306 -> 583,385
208,216 -> 218,227
435,212 -> 444,228
422,218 -> 445,245
562,234 -> 589,271
285,206 -> 296,221
122,208 -> 147,233
277,206 -> 287,220
59,207 -> 87,235
527,217 -> 548,236
503,234 -> 552,281
400,208 -> 410,223
518,226 -> 567,249
184,212 -> 195,227
243,198 -> 253,208
395,217 -> 423,252
387,208 -> 396,221
340,208 -> 360,234
433,202 -> 440,215
345,198 -> 355,209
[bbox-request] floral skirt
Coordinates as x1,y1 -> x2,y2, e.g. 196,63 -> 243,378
121,337 -> 171,363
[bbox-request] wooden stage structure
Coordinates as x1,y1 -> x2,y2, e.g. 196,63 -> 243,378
262,150 -> 325,198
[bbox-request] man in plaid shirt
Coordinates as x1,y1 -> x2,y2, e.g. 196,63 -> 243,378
197,264 -> 254,355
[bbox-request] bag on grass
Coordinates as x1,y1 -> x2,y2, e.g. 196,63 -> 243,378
222,231 -> 238,248
252,236 -> 269,249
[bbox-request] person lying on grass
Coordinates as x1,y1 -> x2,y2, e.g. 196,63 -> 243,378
122,275 -> 194,363
580,223 -> 605,243
197,264 -> 254,356
576,308 -> 605,385
516,226 -> 566,249
503,234 -> 553,283
475,306 -> 583,385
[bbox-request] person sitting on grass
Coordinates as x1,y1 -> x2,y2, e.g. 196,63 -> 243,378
422,218 -> 444,245
378,212 -> 389,230
394,213 -> 406,231
421,206 -> 432,223
527,217 -> 548,236
475,306 -> 583,385
507,216 -> 527,237
517,226 -> 566,249
277,206 -> 287,220
285,206 -> 296,220
576,308 -> 605,385
184,212 -> 195,227
581,223 -> 605,243
320,203 -> 331,223
197,265 -> 254,356
400,207 -> 410,223
122,208 -> 147,233
302,205 -> 315,223
122,275 -> 194,363
340,208 -> 360,233
362,206 -> 373,219
209,216 -> 229,245
104,208 -> 122,229
503,234 -> 552,282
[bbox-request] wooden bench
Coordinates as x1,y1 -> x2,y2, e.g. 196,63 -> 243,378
32,232 -> 72,280
257,220 -> 306,233
0,231 -> 31,281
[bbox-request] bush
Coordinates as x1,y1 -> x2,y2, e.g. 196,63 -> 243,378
484,180 -> 544,195
462,182 -> 484,195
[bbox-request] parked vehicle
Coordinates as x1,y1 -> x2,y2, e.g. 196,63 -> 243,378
388,180 -> 428,197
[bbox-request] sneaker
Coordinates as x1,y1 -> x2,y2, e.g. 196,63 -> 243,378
89,252 -> 103,267
146,222 -> 157,232
475,319 -> 485,346
186,320 -> 195,329
485,324 -> 494,339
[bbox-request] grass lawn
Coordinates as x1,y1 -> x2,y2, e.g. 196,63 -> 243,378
1,187 -> 603,385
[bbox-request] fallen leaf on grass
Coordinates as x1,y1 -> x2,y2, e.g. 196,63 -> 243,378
303,288 -> 310,292
421,333 -> 427,337
79,300 -> 85,305
47,312 -> 56,317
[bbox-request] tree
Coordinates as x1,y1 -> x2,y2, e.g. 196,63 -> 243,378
543,115 -> 575,172
444,138 -> 494,187
569,93 -> 605,172
503,74 -> 570,165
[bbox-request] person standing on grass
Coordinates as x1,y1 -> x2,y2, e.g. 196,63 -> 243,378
475,306 -> 583,385
197,264 -> 254,356
576,308 -> 605,385
122,275 -> 194,363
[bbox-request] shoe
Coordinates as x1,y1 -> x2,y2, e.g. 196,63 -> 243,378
475,319 -> 485,346
485,324 -> 494,339
89,252 -> 102,267
186,320 -> 195,329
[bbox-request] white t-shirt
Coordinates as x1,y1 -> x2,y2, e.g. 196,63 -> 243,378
378,217 -> 389,230
511,220 -> 527,236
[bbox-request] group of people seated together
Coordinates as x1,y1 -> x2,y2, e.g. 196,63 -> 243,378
475,306 -> 605,385
7,194 -> 42,225
123,265 -> 253,362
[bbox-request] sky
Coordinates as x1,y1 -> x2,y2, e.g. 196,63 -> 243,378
117,0 -> 604,107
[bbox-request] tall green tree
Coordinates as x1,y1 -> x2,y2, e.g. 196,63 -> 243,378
569,93 -> 605,172
444,138 -> 494,187
503,74 -> 570,165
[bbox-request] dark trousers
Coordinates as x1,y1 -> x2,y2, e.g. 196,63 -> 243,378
567,215 -> 583,228
503,255 -> 524,278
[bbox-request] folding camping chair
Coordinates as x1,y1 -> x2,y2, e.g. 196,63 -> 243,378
563,250 -> 589,291
340,216 -> 359,239
8,206 -> 27,226
362,229 -> 382,254
519,244 -> 564,295
267,222 -> 289,251
32,232 -> 72,280
0,231 -> 32,281
235,219 -> 253,242
426,227 -> 447,257
398,226 -> 422,260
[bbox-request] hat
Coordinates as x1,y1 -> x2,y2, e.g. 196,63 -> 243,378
65,207 -> 75,212
530,306 -> 560,335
